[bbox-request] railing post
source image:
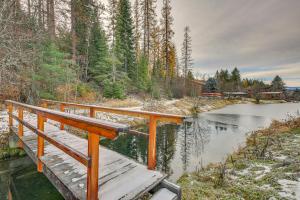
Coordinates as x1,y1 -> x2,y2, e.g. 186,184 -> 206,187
60,104 -> 65,130
8,189 -> 12,200
7,103 -> 13,129
18,107 -> 24,148
40,102 -> 48,123
90,107 -> 95,118
87,132 -> 100,200
41,101 -> 48,108
37,114 -> 45,172
87,107 -> 99,200
148,116 -> 157,170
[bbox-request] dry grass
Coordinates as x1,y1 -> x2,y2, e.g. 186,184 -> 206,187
0,103 -> 4,110
102,98 -> 142,108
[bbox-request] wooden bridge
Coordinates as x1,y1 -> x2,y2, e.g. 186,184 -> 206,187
5,99 -> 185,200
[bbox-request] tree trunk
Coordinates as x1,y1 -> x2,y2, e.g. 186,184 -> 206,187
47,0 -> 55,40
71,0 -> 76,62
38,0 -> 42,26
27,0 -> 31,17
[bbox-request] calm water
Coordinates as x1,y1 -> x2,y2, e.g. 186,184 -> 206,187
0,157 -> 63,200
102,103 -> 300,181
1,102 -> 300,199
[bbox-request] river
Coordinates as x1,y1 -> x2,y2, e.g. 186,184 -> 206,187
1,102 -> 299,199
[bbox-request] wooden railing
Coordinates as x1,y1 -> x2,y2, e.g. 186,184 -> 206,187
202,92 -> 223,97
5,100 -> 128,200
40,99 -> 186,170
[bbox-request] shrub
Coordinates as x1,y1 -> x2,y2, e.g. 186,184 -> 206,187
103,81 -> 125,99
76,83 -> 93,97
147,79 -> 161,99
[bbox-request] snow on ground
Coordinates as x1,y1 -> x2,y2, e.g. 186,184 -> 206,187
65,108 -> 144,126
278,179 -> 300,199
0,110 -> 8,133
254,165 -> 272,180
274,155 -> 288,161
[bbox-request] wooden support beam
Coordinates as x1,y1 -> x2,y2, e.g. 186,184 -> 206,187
7,103 -> 13,128
18,107 -> 24,148
88,107 -> 95,159
90,107 -> 95,118
88,105 -> 99,200
87,132 -> 100,200
60,104 -> 65,130
8,189 -> 12,200
41,102 -> 48,108
40,102 -> 48,122
148,116 -> 157,170
37,114 -> 45,172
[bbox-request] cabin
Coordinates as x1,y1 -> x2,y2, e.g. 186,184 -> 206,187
201,92 -> 223,98
259,91 -> 284,100
223,92 -> 248,98
187,79 -> 205,96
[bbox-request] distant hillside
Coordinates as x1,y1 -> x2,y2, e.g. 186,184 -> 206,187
286,87 -> 300,91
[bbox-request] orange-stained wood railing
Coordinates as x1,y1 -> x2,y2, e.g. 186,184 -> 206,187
5,100 -> 128,200
40,99 -> 186,170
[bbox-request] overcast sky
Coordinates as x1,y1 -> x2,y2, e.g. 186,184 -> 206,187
102,0 -> 300,86
169,0 -> 300,86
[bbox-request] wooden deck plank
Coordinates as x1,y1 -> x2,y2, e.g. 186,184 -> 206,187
12,117 -> 165,200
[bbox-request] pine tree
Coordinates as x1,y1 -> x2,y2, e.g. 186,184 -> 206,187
231,67 -> 241,91
216,69 -> 230,91
205,78 -> 218,92
141,0 -> 157,60
161,0 -> 174,85
181,26 -> 193,78
47,0 -> 55,40
151,25 -> 161,76
87,9 -> 109,84
33,42 -> 76,99
136,55 -> 149,90
181,26 -> 193,89
73,0 -> 92,81
114,0 -> 136,80
169,43 -> 177,80
271,75 -> 285,91
107,0 -> 118,48
133,0 -> 142,61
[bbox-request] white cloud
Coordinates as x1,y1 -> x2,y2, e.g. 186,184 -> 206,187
243,63 -> 300,79
171,0 -> 300,86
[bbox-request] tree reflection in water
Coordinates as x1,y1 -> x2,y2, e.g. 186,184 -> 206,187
101,119 -> 212,178
101,133 -> 148,164
190,118 -> 211,156
180,122 -> 192,171
156,125 -> 177,175
180,118 -> 211,171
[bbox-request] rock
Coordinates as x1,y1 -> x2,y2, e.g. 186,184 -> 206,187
268,197 -> 277,200
272,159 -> 293,168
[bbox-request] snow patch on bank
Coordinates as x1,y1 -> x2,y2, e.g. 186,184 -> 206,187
278,179 -> 300,199
0,110 -> 8,133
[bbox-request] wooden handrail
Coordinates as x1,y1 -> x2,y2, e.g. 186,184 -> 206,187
10,114 -> 91,166
6,100 -> 128,139
40,99 -> 186,170
5,100 -> 129,200
41,99 -> 185,124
